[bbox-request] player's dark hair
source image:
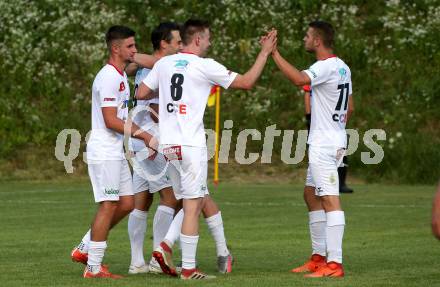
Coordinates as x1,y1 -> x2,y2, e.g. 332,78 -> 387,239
181,19 -> 210,45
151,22 -> 181,51
105,25 -> 136,50
308,20 -> 334,48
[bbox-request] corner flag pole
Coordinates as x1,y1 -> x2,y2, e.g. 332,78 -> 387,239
214,85 -> 220,186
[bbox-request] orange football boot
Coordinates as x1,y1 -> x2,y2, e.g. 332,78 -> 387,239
290,254 -> 326,273
71,247 -> 88,265
304,261 -> 344,278
83,265 -> 123,279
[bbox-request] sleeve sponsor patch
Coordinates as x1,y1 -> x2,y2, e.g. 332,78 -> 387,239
308,69 -> 317,78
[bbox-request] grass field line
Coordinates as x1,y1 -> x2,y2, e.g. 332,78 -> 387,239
2,199 -> 427,209
0,188 -> 78,194
221,201 -> 427,209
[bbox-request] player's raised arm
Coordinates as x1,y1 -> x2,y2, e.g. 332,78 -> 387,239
125,53 -> 158,76
133,53 -> 157,68
272,48 -> 311,87
125,63 -> 138,76
229,30 -> 277,90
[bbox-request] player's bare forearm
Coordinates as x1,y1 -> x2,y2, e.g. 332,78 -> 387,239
230,30 -> 276,90
125,63 -> 138,76
230,51 -> 270,90
133,53 -> 157,69
246,50 -> 271,85
102,107 -> 156,150
304,92 -> 311,114
136,82 -> 155,100
149,103 -> 159,123
272,50 -> 310,86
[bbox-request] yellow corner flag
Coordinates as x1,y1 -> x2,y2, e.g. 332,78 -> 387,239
207,85 -> 218,107
207,85 -> 221,186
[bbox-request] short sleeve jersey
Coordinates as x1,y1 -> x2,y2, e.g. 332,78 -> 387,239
143,52 -> 237,147
86,64 -> 130,160
129,68 -> 159,152
303,56 -> 352,148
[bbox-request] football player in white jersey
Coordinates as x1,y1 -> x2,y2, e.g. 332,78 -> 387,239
136,19 -> 277,280
303,84 -> 354,194
272,21 -> 352,277
127,22 -> 181,275
70,26 -> 158,279
130,23 -> 237,276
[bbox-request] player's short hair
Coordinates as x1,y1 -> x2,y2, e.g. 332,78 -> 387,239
151,22 -> 181,51
308,21 -> 334,48
105,25 -> 136,50
181,19 -> 210,45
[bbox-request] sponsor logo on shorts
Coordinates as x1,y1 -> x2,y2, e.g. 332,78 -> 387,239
105,188 -> 119,195
329,173 -> 337,185
201,185 -> 207,191
317,187 -> 323,194
163,145 -> 182,161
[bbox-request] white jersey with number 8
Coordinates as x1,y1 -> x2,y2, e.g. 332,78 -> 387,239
143,52 -> 237,147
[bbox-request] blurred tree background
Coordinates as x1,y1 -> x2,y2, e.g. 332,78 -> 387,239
0,0 -> 439,183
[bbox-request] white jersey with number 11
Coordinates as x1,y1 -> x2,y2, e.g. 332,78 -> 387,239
303,56 -> 352,148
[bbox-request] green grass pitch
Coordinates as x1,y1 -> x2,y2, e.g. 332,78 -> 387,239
1,180 -> 438,286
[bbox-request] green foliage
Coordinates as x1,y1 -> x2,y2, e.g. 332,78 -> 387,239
1,0 -> 439,183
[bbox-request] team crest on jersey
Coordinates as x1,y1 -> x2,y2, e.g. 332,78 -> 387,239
119,81 -> 125,92
174,60 -> 189,69
339,68 -> 347,79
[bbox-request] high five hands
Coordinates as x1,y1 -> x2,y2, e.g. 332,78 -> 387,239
260,29 -> 278,56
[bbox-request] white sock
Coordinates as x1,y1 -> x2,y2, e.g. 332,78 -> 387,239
153,205 -> 175,249
87,241 -> 107,274
180,233 -> 199,270
309,210 -> 326,257
205,212 -> 229,257
164,209 -> 184,247
77,229 -> 91,253
128,209 -> 148,267
326,211 -> 345,264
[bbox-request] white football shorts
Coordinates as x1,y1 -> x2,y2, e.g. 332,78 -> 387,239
305,146 -> 345,196
131,150 -> 172,194
88,159 -> 133,202
161,145 -> 209,200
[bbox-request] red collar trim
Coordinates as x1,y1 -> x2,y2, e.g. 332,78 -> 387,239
107,62 -> 124,76
179,51 -> 196,55
320,54 -> 337,61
